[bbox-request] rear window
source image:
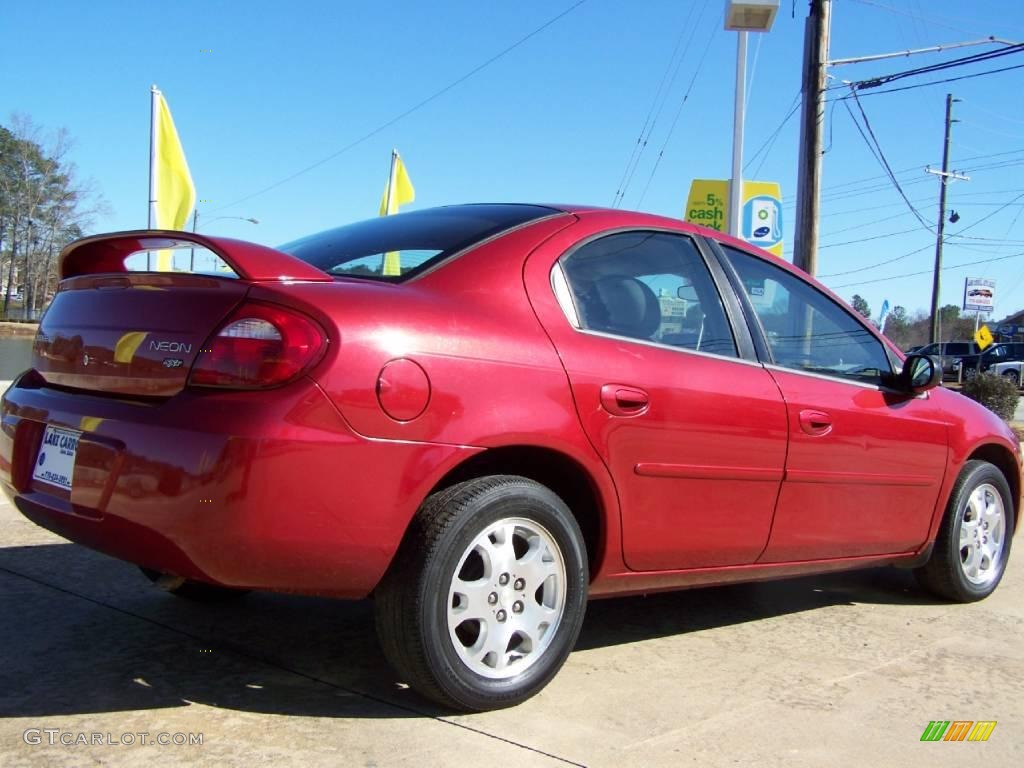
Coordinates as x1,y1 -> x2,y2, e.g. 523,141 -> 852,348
278,204 -> 559,281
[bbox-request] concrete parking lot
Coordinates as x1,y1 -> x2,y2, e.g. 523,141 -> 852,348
1,495 -> 1021,767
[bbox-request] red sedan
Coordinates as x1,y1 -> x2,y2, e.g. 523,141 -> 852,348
1,204 -> 1018,711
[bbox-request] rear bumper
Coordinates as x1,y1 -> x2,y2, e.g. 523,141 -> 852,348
0,374 -> 477,597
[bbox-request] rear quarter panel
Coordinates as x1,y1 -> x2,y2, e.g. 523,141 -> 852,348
249,215 -> 624,575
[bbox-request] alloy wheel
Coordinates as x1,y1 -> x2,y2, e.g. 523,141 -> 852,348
959,483 -> 1006,586
447,517 -> 566,679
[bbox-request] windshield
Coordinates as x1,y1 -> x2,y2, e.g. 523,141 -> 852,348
278,204 -> 560,281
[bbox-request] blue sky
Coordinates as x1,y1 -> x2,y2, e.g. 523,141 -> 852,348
3,0 -> 1023,318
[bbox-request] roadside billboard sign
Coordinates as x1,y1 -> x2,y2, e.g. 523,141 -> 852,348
684,179 -> 784,258
964,277 -> 995,313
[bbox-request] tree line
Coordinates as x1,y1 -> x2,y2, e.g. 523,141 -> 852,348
0,115 -> 103,321
849,293 -> 988,350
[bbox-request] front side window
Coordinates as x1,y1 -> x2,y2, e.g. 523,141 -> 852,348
724,246 -> 892,384
559,231 -> 737,358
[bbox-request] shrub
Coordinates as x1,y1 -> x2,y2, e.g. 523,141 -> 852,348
960,372 -> 1020,422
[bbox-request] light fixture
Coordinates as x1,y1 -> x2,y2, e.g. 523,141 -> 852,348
724,0 -> 780,32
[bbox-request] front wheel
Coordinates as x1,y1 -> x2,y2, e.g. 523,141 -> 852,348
1003,369 -> 1020,387
374,476 -> 588,711
915,460 -> 1014,602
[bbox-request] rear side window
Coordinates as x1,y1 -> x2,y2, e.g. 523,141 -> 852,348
947,343 -> 971,355
559,231 -> 738,358
724,246 -> 892,384
279,204 -> 559,281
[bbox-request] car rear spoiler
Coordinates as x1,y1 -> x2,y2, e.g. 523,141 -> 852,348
59,230 -> 332,282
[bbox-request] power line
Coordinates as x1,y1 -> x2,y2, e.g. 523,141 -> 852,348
814,189 -> 1024,220
960,120 -> 1024,142
818,243 -> 933,278
943,191 -> 1024,240
613,0 -> 711,208
819,225 -> 924,249
827,61 -> 1024,100
209,0 -> 591,214
846,0 -> 1018,39
844,88 -> 935,231
817,192 -> 1024,278
783,160 -> 1024,210
635,25 -> 718,207
828,247 -> 1024,289
744,91 -> 801,176
818,208 -> 918,236
781,148 -> 1024,204
971,103 -> 1024,126
841,43 -> 1024,92
610,5 -> 699,207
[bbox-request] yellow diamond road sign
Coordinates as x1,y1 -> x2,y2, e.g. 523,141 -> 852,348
975,325 -> 994,350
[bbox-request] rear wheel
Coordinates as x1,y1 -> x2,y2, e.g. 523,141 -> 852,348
1003,369 -> 1020,387
374,475 -> 588,711
139,568 -> 249,601
915,460 -> 1014,602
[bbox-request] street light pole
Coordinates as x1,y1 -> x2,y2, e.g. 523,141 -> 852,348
725,1 -> 780,238
729,31 -> 748,237
189,212 -> 259,272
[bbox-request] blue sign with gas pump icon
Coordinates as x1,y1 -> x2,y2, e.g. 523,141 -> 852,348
742,195 -> 783,252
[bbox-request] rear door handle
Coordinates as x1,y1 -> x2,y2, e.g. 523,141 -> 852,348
600,385 -> 649,417
799,409 -> 832,436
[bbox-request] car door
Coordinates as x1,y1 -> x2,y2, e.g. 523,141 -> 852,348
717,244 -> 950,561
524,219 -> 788,571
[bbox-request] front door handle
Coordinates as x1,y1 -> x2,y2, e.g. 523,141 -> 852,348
600,384 -> 650,417
799,409 -> 832,436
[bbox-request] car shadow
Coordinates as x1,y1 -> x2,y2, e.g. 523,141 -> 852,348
0,542 -> 942,720
577,566 -> 938,651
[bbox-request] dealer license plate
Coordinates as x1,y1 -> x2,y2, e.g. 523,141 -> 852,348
32,425 -> 81,491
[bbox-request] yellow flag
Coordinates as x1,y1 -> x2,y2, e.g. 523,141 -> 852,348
151,89 -> 196,270
379,152 -> 415,216
379,152 -> 414,276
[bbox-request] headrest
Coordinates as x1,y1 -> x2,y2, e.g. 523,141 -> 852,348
584,275 -> 661,340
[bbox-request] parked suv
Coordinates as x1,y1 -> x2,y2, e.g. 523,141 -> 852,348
916,341 -> 980,379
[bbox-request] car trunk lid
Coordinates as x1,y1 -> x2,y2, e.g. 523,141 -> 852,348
32,231 -> 331,397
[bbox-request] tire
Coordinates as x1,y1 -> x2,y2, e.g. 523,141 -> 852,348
915,460 -> 1014,602
1003,369 -> 1020,387
374,475 -> 589,712
139,567 -> 250,602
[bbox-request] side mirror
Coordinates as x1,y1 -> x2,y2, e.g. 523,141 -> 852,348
901,353 -> 941,393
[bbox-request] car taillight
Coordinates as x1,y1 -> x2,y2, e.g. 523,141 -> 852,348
188,302 -> 326,389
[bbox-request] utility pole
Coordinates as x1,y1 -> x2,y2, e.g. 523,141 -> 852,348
927,93 -> 968,344
793,0 -> 831,277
